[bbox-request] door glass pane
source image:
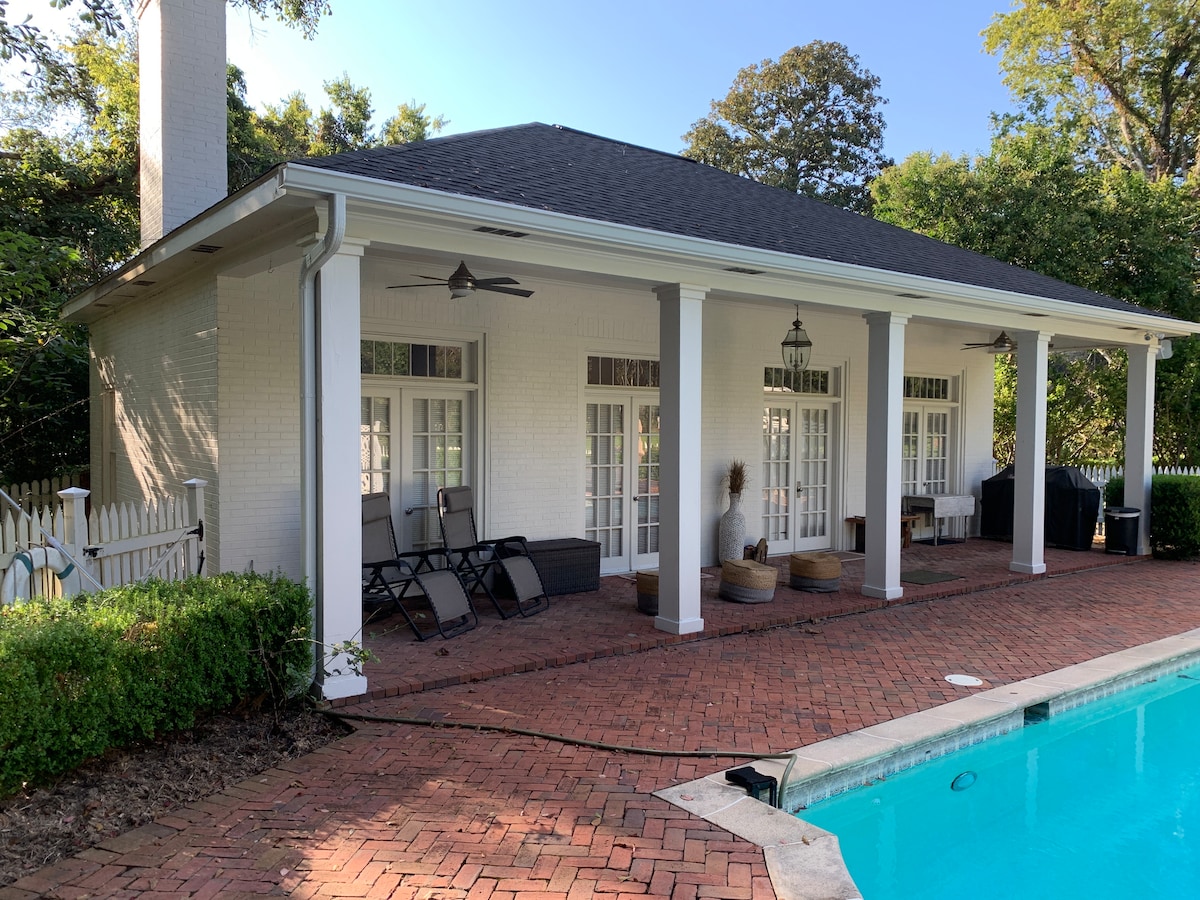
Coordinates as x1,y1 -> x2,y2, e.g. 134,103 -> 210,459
901,410 -> 920,495
796,407 -> 829,539
762,406 -> 791,541
925,411 -> 950,494
585,403 -> 625,559
360,396 -> 391,495
637,405 -> 660,555
410,397 -> 465,550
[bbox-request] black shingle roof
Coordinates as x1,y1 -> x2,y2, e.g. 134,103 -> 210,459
297,123 -> 1169,320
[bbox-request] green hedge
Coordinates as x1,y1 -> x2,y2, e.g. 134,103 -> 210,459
0,572 -> 311,796
1104,474 -> 1200,559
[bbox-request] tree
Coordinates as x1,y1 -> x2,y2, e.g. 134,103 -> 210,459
983,0 -> 1200,184
1,0 -> 331,80
872,130 -> 1199,465
682,41 -> 890,212
1,20 -> 448,481
238,76 -> 447,188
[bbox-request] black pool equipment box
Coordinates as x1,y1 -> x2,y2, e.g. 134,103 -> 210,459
980,465 -> 1101,550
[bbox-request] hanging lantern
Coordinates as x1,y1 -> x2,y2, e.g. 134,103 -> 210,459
781,305 -> 813,374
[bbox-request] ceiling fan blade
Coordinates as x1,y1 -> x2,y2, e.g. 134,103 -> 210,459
387,281 -> 448,289
474,276 -> 520,287
478,283 -> 534,297
961,342 -> 994,349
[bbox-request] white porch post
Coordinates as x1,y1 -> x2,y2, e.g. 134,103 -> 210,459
653,284 -> 706,635
313,246 -> 367,700
1125,342 -> 1157,555
862,312 -> 908,600
1011,331 -> 1052,575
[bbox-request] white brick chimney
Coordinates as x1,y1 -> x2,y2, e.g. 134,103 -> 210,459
137,0 -> 228,246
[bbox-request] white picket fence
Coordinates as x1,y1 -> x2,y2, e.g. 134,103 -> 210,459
0,480 -> 206,604
3,474 -> 87,515
1076,465 -> 1200,536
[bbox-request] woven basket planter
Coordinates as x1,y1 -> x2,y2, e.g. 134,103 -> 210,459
636,570 -> 658,615
719,559 -> 776,604
789,552 -> 842,593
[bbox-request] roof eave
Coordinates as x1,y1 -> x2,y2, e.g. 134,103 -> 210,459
61,169 -> 286,323
281,164 -> 1200,338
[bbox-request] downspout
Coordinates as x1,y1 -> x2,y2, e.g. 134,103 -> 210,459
298,192 -> 346,681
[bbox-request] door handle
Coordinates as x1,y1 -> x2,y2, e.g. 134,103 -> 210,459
404,507 -> 414,515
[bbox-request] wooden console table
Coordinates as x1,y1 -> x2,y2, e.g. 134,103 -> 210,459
845,514 -> 922,552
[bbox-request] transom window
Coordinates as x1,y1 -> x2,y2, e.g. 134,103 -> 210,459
904,376 -> 953,401
764,366 -> 831,395
361,340 -> 464,379
587,356 -> 659,388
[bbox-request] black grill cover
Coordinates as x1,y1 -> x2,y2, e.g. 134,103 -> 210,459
980,465 -> 1100,550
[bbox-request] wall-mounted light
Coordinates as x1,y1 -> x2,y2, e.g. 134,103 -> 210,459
781,305 -> 813,374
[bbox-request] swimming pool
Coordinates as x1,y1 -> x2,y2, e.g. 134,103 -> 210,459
801,663 -> 1200,899
656,629 -> 1200,900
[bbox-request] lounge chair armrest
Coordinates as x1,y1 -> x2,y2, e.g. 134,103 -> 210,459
399,548 -> 451,572
493,536 -> 530,557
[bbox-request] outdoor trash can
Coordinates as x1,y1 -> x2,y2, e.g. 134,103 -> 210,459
1104,507 -> 1140,555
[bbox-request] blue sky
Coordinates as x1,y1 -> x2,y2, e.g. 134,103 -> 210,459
224,0 -> 1017,162
10,0 -> 1017,163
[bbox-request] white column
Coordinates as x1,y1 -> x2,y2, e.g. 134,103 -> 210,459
1125,342 -> 1157,555
313,246 -> 367,700
1011,331 -> 1052,574
653,284 -> 706,635
136,0 -> 228,245
862,312 -> 908,600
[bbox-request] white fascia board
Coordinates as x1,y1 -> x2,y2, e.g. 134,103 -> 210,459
285,164 -> 1200,338
61,172 -> 286,321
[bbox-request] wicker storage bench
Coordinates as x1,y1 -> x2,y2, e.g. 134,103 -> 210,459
523,538 -> 601,596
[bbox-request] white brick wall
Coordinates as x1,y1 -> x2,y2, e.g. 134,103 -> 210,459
215,266 -> 302,578
137,0 -> 227,245
88,272 -> 221,566
89,253 -> 1000,578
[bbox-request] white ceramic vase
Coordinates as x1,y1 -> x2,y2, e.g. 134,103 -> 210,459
718,492 -> 746,562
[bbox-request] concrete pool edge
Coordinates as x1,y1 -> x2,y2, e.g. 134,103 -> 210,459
653,626 -> 1200,900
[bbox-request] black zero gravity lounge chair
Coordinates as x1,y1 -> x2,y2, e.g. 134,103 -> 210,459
361,492 -> 478,640
436,485 -> 550,619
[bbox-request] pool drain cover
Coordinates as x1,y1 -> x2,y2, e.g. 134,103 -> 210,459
945,673 -> 983,686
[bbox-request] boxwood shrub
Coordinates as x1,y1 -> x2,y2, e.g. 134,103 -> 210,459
1104,474 -> 1200,559
0,572 -> 311,796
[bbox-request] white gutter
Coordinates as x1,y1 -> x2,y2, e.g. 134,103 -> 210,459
298,193 -> 346,644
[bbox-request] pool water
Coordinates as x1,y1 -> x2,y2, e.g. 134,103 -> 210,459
800,666 -> 1200,899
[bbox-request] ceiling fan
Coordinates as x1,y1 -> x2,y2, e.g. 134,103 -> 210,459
387,261 -> 533,298
962,331 -> 1016,354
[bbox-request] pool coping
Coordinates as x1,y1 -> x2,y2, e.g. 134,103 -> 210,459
653,626 -> 1200,900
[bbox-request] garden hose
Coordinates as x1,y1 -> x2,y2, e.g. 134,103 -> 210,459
324,709 -> 796,809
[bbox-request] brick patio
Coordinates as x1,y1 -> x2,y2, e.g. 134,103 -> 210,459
7,540 -> 1200,899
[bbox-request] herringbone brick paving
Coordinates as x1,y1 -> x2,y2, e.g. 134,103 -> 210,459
7,543 -> 1200,899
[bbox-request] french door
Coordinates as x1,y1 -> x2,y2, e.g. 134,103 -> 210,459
584,396 -> 660,574
361,386 -> 473,551
762,402 -> 834,555
901,405 -> 951,497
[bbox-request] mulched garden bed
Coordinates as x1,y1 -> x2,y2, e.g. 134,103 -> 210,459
0,702 -> 350,888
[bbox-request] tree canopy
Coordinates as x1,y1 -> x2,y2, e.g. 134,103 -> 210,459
984,0 -> 1200,184
0,20 -> 445,483
682,41 -> 890,212
872,130 -> 1200,465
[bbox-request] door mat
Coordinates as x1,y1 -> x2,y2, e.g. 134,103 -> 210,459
832,551 -> 864,561
900,569 -> 963,585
